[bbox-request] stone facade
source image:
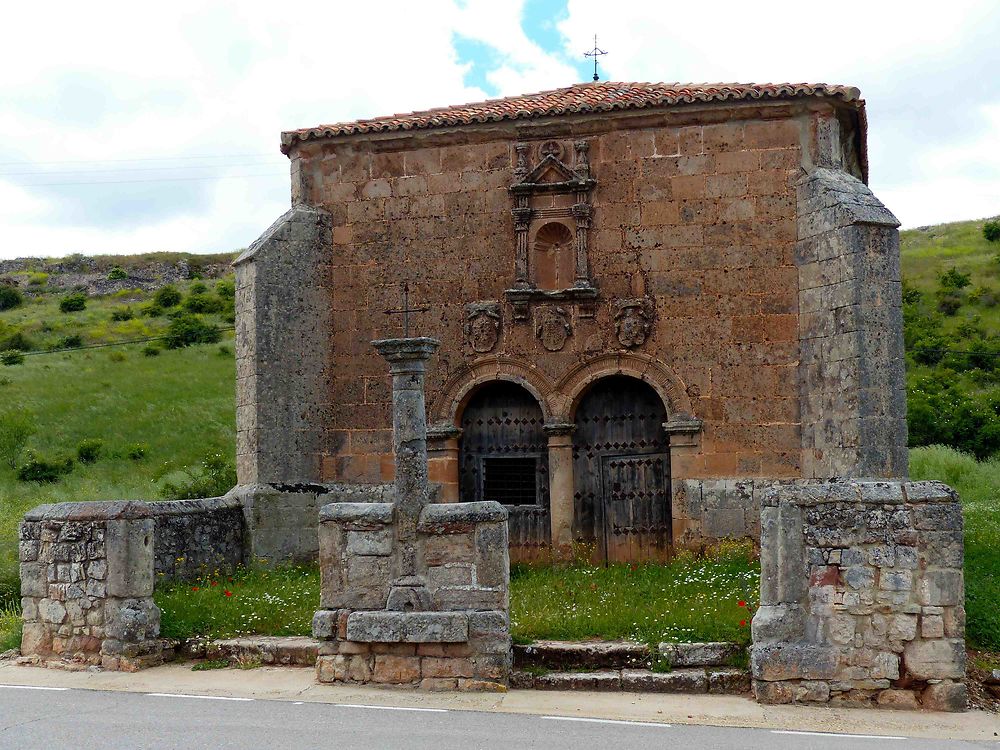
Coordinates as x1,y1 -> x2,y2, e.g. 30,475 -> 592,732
19,502 -> 163,671
236,82 -> 906,560
751,480 -> 966,711
313,337 -> 511,690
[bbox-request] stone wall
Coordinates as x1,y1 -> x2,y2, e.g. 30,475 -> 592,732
313,501 -> 511,690
751,480 -> 966,711
149,496 -> 245,579
796,168 -> 907,478
19,502 -> 163,671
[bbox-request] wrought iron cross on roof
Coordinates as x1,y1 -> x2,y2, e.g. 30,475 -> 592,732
584,34 -> 607,82
384,282 -> 428,338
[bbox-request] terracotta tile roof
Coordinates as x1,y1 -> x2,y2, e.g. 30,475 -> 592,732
281,81 -> 862,153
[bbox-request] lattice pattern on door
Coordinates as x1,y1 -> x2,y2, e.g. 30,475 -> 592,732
572,376 -> 671,563
459,382 -> 550,562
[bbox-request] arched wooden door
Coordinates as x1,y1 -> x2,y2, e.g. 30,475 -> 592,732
572,376 -> 671,563
458,382 -> 550,563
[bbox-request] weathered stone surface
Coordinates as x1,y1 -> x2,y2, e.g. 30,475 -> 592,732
533,671 -> 622,691
921,681 -> 968,712
345,611 -> 469,643
902,639 -> 966,680
621,668 -> 708,694
374,654 -> 422,683
877,689 -> 921,710
515,640 -> 649,670
708,668 -> 752,694
658,641 -> 738,668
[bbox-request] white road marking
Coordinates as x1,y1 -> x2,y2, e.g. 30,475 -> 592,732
0,685 -> 69,691
542,716 -> 671,728
292,701 -> 304,705
146,693 -> 254,702
772,730 -> 906,740
336,704 -> 448,713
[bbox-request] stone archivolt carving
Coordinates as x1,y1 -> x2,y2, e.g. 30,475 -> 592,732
464,301 -> 501,353
613,298 -> 654,349
534,305 -> 572,352
507,140 -> 597,321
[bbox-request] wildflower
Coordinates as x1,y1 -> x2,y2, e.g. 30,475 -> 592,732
738,600 -> 747,607
191,586 -> 200,592
739,619 -> 747,627
224,590 -> 233,597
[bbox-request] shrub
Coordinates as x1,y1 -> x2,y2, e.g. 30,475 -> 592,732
985,219 -> 1000,243
59,292 -> 87,313
0,331 -> 34,351
142,344 -> 161,357
164,314 -> 221,349
936,293 -> 962,316
938,267 -> 971,290
0,409 -> 35,468
217,345 -> 232,356
16,454 -> 73,483
107,266 -> 128,280
189,281 -> 208,295
160,452 -> 237,500
0,285 -> 23,311
142,303 -> 164,318
108,350 -> 126,363
183,293 -> 224,314
76,438 -> 103,464
26,272 -> 48,286
0,350 -> 24,366
125,443 -> 148,460
53,334 -> 82,350
154,285 -> 182,308
215,279 -> 235,299
110,306 -> 134,321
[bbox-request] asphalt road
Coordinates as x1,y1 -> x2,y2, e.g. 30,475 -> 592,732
0,685 -> 996,750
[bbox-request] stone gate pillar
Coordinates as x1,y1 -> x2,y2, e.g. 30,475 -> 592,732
544,422 -> 575,554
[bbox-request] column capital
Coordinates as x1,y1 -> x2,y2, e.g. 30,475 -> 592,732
372,337 -> 440,370
543,422 -> 576,437
427,424 -> 463,442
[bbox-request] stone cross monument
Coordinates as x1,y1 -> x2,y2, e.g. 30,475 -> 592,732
312,336 -> 512,690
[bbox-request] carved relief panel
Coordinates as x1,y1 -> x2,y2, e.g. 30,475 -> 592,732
613,298 -> 654,349
464,301 -> 501,353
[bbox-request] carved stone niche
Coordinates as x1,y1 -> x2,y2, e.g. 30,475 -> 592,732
464,301 -> 501,353
613,297 -> 654,349
507,140 -> 598,322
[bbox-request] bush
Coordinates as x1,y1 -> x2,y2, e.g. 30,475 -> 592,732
107,266 -> 128,280
215,279 -> 235,299
0,331 -> 34,351
53,334 -> 82,350
108,350 -> 126,363
16,454 -> 74,483
936,292 -> 962,315
985,219 -> 1000,243
110,306 -> 134,321
938,267 -> 972,290
0,409 -> 35,468
189,281 -> 208,295
0,285 -> 23,311
142,303 -> 164,318
183,293 -> 224,314
0,350 -> 24,366
26,272 -> 48,286
164,314 -> 221,349
154,285 -> 182,308
125,443 -> 147,460
907,373 -> 1000,458
59,292 -> 87,313
160,452 -> 237,500
217,345 -> 232,356
76,438 -> 104,464
142,344 -> 161,357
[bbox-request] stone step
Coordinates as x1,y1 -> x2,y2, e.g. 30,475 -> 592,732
511,667 -> 751,694
173,636 -> 319,667
513,640 -> 744,671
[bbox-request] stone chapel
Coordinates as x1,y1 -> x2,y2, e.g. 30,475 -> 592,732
233,81 -> 906,565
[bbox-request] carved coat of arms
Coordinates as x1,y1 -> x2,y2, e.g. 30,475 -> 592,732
464,302 -> 501,353
534,306 -> 571,351
613,298 -> 654,348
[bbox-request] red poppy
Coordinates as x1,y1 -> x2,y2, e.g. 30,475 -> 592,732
191,586 -> 199,592
739,619 -> 747,627
211,581 -> 218,586
224,590 -> 233,597
738,600 -> 747,607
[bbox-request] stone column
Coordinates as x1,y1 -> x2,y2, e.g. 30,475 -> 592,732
427,425 -> 462,502
373,337 -> 440,608
545,423 -> 576,556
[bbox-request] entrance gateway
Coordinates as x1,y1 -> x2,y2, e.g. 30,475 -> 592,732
458,375 -> 670,563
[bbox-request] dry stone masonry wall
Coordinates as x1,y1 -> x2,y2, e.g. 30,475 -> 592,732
751,480 -> 966,711
150,496 -> 245,579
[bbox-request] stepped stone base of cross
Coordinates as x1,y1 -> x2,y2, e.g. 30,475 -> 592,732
312,337 -> 512,690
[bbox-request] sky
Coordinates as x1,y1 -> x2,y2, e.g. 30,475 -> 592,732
0,0 -> 998,259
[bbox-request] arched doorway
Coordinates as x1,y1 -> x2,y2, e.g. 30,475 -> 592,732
458,381 -> 549,562
572,375 -> 671,563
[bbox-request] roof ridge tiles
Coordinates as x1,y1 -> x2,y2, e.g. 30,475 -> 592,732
280,81 -> 861,153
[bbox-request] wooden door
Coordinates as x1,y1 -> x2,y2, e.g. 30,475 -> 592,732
459,382 -> 550,563
572,376 -> 671,563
